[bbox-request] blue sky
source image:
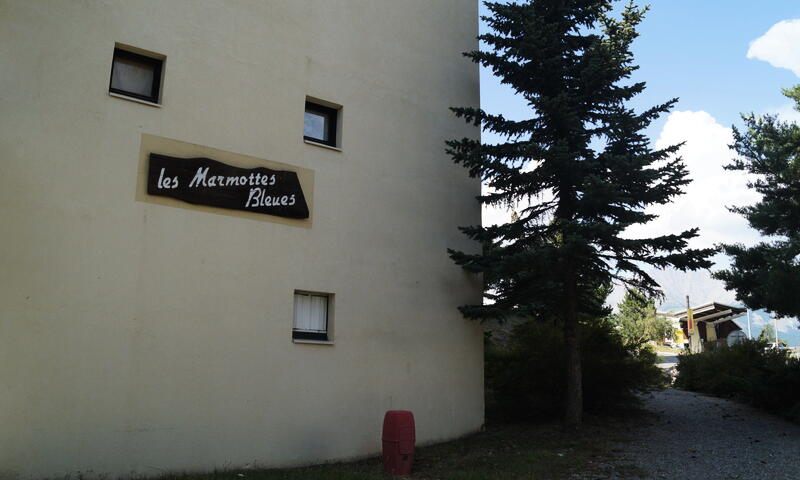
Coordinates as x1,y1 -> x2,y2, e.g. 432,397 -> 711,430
629,1 -> 800,131
478,1 -> 800,344
480,1 -> 800,136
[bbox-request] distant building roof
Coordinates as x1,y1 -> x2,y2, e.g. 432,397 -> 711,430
665,302 -> 747,325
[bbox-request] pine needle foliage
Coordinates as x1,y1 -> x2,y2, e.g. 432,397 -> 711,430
447,0 -> 713,319
714,86 -> 800,319
611,289 -> 674,350
446,0 -> 714,423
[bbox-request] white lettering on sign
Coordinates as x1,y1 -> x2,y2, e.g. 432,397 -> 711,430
162,163 -> 298,209
148,153 -> 309,219
188,167 -> 276,189
245,188 -> 296,208
157,168 -> 179,189
189,167 -> 210,187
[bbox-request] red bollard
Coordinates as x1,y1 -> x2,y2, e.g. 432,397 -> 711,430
382,410 -> 415,477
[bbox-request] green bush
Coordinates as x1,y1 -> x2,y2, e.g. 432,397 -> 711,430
485,319 -> 667,422
675,339 -> 800,422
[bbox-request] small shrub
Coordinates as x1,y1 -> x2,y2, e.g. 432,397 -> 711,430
675,339 -> 800,422
485,319 -> 667,422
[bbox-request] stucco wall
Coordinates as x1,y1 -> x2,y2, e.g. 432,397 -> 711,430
0,1 -> 482,477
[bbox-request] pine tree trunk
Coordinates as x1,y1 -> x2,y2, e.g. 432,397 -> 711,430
564,269 -> 582,426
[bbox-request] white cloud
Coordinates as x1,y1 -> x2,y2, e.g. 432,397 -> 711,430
482,162 -> 545,227
742,311 -> 799,332
624,110 -> 760,250
481,196 -> 512,227
482,111 -> 769,312
734,312 -> 800,346
485,111 -> 759,247
750,311 -> 769,326
613,111 -> 764,310
768,102 -> 800,124
776,318 -> 799,333
747,19 -> 800,76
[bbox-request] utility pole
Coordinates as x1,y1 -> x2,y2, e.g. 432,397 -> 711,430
746,309 -> 752,339
686,296 -> 694,353
774,314 -> 779,347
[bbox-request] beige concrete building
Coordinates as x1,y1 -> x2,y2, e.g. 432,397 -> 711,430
0,1 -> 482,477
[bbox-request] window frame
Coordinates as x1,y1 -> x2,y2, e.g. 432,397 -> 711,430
303,101 -> 339,147
109,47 -> 164,104
292,291 -> 331,342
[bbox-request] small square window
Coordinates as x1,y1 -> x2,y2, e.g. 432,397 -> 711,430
109,47 -> 163,104
304,101 -> 339,147
293,291 -> 331,341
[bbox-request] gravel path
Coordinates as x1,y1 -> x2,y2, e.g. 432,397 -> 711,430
655,351 -> 678,370
610,389 -> 800,479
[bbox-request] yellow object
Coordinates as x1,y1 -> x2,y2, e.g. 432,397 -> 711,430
687,308 -> 695,334
674,329 -> 686,344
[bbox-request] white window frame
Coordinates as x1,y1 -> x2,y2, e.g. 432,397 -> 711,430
292,291 -> 333,343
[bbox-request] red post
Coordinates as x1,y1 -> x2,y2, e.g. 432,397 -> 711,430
382,410 -> 415,477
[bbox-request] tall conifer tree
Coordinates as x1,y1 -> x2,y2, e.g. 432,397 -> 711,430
714,86 -> 800,319
612,289 -> 673,349
447,0 -> 713,424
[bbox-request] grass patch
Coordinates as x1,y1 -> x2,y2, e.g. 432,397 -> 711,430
652,344 -> 680,354
152,415 -> 643,480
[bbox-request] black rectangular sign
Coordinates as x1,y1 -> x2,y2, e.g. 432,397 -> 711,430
147,153 -> 309,219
